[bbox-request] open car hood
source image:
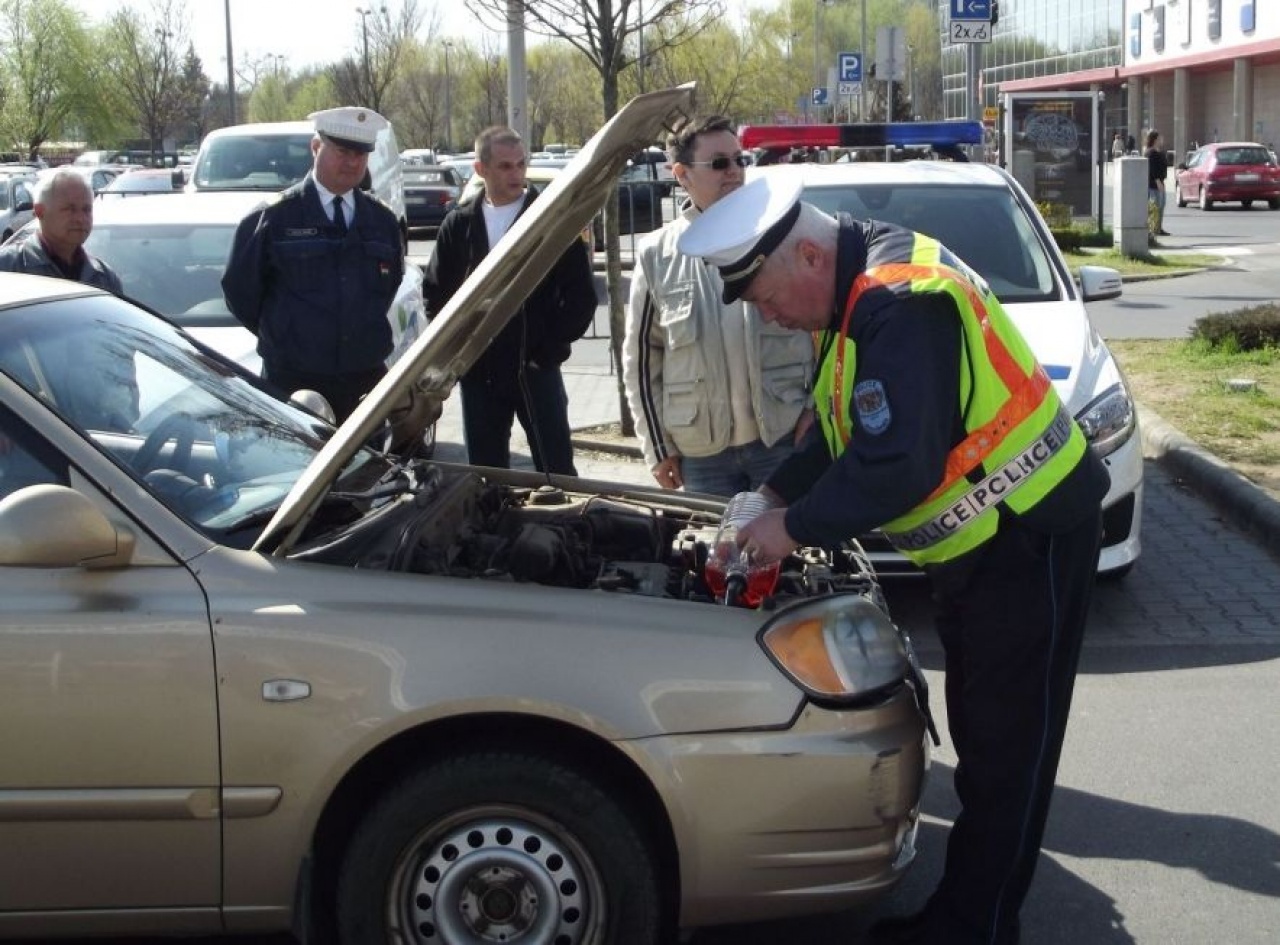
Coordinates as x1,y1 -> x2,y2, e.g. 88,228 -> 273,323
254,84 -> 697,556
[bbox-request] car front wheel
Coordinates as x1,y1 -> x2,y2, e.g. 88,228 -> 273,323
1199,187 -> 1214,210
1175,184 -> 1187,208
336,751 -> 665,945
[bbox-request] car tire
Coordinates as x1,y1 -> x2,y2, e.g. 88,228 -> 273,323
1175,186 -> 1187,208
1199,187 -> 1213,210
1242,199 -> 1253,209
335,750 -> 665,945
1269,198 -> 1280,210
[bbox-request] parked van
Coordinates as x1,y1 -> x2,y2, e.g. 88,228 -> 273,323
189,120 -> 406,238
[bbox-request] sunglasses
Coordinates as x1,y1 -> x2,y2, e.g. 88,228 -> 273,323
684,154 -> 752,171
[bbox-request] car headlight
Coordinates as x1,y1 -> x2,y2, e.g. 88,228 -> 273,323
1075,382 -> 1136,458
759,595 -> 909,703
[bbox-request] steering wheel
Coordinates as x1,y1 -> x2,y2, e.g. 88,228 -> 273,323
132,411 -> 198,475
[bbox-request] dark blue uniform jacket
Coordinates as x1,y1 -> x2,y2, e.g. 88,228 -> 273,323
222,178 -> 404,375
767,214 -> 1109,582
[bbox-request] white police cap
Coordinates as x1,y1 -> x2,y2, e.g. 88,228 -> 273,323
308,106 -> 388,153
677,171 -> 805,303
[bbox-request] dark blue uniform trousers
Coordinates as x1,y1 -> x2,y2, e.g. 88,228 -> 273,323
264,362 -> 386,426
925,510 -> 1103,945
459,362 -> 576,475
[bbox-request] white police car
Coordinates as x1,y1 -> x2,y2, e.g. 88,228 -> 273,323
741,122 -> 1142,578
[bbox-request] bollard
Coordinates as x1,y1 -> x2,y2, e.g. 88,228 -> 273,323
1113,155 -> 1150,256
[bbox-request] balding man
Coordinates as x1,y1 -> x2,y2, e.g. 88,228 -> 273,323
0,169 -> 123,294
0,169 -> 135,433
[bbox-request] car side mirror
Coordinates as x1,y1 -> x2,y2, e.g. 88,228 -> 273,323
289,389 -> 337,425
0,484 -> 136,569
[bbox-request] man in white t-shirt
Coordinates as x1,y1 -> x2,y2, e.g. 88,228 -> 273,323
422,126 -> 597,473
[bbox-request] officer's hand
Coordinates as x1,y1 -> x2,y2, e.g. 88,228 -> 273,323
737,509 -> 798,564
652,456 -> 683,490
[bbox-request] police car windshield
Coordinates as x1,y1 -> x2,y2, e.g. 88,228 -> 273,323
802,182 -> 1059,304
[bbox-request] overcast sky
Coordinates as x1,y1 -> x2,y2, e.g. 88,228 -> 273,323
77,0 -> 761,79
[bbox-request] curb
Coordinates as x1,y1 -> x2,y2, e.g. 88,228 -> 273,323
570,433 -> 642,459
1138,405 -> 1280,559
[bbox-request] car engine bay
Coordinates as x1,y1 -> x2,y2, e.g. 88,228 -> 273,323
298,464 -> 886,610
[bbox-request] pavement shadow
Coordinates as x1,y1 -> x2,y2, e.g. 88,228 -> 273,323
689,755 -> 1280,944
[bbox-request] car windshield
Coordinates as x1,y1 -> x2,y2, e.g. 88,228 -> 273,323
85,222 -> 235,323
193,133 -> 313,190
0,293 -> 385,538
802,182 -> 1059,304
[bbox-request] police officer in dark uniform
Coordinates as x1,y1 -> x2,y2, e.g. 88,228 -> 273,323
680,176 -> 1110,945
222,106 -> 404,422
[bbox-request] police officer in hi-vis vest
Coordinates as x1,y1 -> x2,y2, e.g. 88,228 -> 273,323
680,174 -> 1110,945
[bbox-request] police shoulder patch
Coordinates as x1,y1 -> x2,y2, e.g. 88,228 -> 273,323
854,379 -> 892,435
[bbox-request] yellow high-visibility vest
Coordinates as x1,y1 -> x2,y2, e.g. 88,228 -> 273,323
813,232 -> 1087,566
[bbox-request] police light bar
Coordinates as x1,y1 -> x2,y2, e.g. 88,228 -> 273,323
740,121 -> 985,152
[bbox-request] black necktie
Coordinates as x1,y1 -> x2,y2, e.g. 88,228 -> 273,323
333,196 -> 347,235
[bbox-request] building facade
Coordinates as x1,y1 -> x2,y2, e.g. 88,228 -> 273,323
938,0 -> 1280,164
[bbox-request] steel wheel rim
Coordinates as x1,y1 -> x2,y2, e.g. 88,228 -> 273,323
388,806 -> 604,945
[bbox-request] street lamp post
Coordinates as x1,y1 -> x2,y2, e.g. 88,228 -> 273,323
224,0 -> 235,124
907,43 -> 915,118
812,0 -> 826,120
860,0 -> 867,122
443,40 -> 454,152
356,6 -> 385,105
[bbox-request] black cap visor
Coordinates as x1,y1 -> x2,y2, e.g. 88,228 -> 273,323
716,200 -> 802,304
320,132 -> 375,154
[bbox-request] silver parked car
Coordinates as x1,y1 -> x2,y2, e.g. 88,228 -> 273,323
0,86 -> 930,944
0,169 -> 36,242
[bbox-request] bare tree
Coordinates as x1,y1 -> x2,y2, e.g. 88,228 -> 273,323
102,0 -> 191,163
467,0 -> 717,435
330,0 -> 425,114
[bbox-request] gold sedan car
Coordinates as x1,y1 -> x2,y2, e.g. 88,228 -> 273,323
0,87 -> 929,944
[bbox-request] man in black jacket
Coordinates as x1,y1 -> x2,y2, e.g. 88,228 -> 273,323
422,126 -> 597,474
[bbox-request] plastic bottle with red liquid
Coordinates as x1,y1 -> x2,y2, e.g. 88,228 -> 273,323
703,491 -> 781,607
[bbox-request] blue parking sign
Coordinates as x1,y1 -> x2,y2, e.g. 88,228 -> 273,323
838,52 -> 862,83
951,0 -> 991,20
812,87 -> 829,106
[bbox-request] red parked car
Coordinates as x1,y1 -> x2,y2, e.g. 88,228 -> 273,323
1175,141 -> 1280,210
